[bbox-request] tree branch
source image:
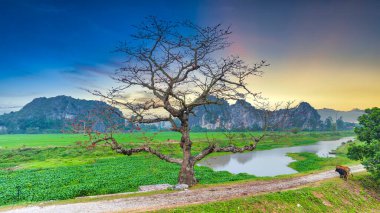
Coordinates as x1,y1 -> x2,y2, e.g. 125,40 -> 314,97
92,137 -> 182,164
194,137 -> 261,162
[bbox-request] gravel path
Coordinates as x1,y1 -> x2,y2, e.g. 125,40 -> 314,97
2,165 -> 365,213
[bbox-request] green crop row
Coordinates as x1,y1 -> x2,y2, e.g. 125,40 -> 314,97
0,155 -> 255,206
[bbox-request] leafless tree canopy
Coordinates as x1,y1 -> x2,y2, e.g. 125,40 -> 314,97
94,17 -> 268,126
90,17 -> 279,186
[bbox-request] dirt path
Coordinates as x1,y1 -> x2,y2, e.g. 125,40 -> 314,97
2,165 -> 365,213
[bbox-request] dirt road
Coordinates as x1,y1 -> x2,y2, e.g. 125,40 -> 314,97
2,165 -> 365,213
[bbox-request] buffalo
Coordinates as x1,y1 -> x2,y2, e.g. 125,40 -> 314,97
335,165 -> 352,181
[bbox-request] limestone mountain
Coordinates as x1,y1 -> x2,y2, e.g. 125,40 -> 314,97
189,98 -> 321,131
0,96 -> 123,134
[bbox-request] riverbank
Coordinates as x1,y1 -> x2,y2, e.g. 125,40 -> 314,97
287,138 -> 359,173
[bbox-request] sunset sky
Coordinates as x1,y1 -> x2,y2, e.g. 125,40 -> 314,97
1,0 -> 379,114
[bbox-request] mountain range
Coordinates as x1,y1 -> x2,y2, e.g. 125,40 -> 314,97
0,96 -> 361,134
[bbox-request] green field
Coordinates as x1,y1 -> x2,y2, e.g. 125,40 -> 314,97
0,132 -> 260,148
0,131 -> 353,149
0,131 -> 356,206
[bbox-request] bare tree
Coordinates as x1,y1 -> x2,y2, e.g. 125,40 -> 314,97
90,17 -> 275,186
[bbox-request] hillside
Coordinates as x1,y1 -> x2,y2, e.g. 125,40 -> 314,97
0,96 -> 123,134
317,108 -> 364,123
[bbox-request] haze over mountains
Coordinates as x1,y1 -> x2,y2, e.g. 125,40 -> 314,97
317,108 -> 364,123
0,96 -> 363,134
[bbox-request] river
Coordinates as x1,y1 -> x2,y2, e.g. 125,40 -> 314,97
198,136 -> 355,177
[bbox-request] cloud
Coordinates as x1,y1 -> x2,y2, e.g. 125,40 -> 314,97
56,59 -> 128,92
61,65 -> 113,77
0,105 -> 22,109
60,58 -> 124,77
0,105 -> 23,115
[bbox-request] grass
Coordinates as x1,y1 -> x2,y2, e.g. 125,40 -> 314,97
0,131 -> 356,206
159,173 -> 380,212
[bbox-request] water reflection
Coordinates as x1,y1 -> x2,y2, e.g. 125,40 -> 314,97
198,137 -> 354,177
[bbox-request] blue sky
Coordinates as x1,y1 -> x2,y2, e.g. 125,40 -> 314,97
1,0 -> 379,113
0,0 -> 201,113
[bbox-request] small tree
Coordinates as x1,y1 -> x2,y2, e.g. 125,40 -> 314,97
90,17 -> 283,186
336,116 -> 345,130
324,116 -> 333,130
348,107 -> 380,181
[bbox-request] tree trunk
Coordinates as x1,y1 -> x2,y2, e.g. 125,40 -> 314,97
178,117 -> 197,186
178,151 -> 197,186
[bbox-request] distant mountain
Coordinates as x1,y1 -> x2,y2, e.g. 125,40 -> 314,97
317,108 -> 365,123
0,96 -> 123,134
189,97 -> 322,131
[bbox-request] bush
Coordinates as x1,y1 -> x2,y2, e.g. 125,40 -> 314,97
290,128 -> 300,134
